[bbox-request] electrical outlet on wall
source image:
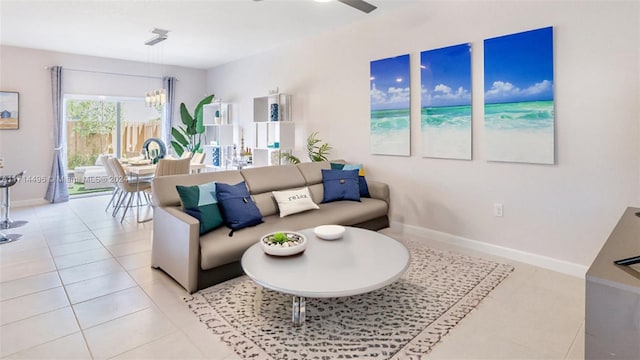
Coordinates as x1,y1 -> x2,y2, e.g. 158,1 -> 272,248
494,203 -> 503,217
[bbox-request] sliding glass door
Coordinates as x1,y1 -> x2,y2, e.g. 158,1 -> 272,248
117,98 -> 162,158
64,95 -> 162,194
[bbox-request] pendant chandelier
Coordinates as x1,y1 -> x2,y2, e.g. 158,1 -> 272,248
145,89 -> 166,107
144,27 -> 169,107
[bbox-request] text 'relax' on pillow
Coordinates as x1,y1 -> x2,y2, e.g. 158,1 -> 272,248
215,181 -> 263,234
176,181 -> 223,235
321,169 -> 360,203
272,187 -> 320,218
330,162 -> 370,198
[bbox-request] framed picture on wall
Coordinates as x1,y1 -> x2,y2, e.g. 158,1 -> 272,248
0,91 -> 19,130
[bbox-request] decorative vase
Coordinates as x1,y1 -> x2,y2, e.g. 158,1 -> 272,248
270,103 -> 279,122
212,147 -> 220,167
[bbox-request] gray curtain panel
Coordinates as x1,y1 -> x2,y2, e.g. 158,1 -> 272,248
44,66 -> 69,203
163,76 -> 176,151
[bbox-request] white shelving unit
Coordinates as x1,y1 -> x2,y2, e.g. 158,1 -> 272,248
202,100 -> 231,126
252,93 -> 293,167
202,101 -> 235,169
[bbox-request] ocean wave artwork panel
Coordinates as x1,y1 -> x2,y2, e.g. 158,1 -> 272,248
421,105 -> 472,159
485,101 -> 554,131
370,54 -> 411,156
484,101 -> 554,164
370,108 -> 410,155
484,27 -> 555,164
420,43 -> 472,160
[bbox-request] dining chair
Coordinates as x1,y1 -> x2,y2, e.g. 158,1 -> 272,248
191,152 -> 205,165
154,158 -> 191,177
190,152 -> 206,173
133,157 -> 192,223
108,158 -> 152,223
101,154 -> 119,213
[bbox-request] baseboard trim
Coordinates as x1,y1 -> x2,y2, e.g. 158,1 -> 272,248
391,222 -> 588,279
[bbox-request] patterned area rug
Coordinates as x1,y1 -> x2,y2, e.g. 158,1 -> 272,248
183,238 -> 514,359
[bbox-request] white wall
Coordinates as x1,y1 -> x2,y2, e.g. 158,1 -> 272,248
206,1 -> 640,267
0,45 -> 208,203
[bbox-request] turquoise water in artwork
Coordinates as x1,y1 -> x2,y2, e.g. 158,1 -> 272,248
370,108 -> 410,135
421,105 -> 471,129
484,100 -> 554,131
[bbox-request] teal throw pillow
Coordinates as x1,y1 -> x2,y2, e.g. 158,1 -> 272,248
176,181 -> 224,235
321,169 -> 360,203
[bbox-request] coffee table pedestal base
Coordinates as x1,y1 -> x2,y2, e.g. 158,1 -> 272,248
292,296 -> 305,326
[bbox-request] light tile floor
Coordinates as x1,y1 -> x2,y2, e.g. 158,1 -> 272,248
0,195 -> 585,359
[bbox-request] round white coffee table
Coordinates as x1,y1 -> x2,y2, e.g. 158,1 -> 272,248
241,226 -> 410,326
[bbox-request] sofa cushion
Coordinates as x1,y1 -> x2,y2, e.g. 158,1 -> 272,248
240,165 -> 306,217
296,161 -> 333,185
241,165 -> 306,194
321,169 -> 360,203
176,181 -> 224,235
215,181 -> 264,232
272,187 -> 319,217
252,192 -> 279,217
307,183 -> 324,205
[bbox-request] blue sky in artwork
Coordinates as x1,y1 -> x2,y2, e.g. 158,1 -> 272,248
370,54 -> 410,111
420,43 -> 471,108
484,26 -> 554,104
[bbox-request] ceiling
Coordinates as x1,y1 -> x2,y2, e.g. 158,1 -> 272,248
0,0 -> 415,70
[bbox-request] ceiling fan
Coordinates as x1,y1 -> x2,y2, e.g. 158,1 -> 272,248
253,0 -> 377,14
335,0 -> 377,14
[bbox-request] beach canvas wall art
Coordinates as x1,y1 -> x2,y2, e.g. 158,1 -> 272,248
0,91 -> 19,130
370,54 -> 410,156
420,43 -> 472,160
484,27 -> 554,164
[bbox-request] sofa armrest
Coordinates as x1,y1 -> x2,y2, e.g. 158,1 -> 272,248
151,206 -> 201,293
367,180 -> 390,204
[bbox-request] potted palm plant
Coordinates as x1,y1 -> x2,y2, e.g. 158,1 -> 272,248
170,94 -> 214,157
280,132 -> 332,164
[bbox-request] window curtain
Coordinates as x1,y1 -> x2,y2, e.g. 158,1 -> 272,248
162,76 -> 176,153
44,66 -> 69,203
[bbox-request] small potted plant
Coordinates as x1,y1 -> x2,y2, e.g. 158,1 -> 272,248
261,231 -> 307,256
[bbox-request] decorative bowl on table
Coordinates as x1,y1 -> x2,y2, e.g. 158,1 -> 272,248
313,225 -> 346,240
260,231 -> 307,256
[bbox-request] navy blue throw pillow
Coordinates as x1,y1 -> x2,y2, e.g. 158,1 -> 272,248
357,176 -> 370,198
321,169 -> 360,203
215,181 -> 263,232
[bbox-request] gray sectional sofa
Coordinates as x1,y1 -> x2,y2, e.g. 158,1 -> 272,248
151,160 -> 390,293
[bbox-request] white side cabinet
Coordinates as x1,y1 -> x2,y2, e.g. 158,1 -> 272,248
252,93 -> 293,167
